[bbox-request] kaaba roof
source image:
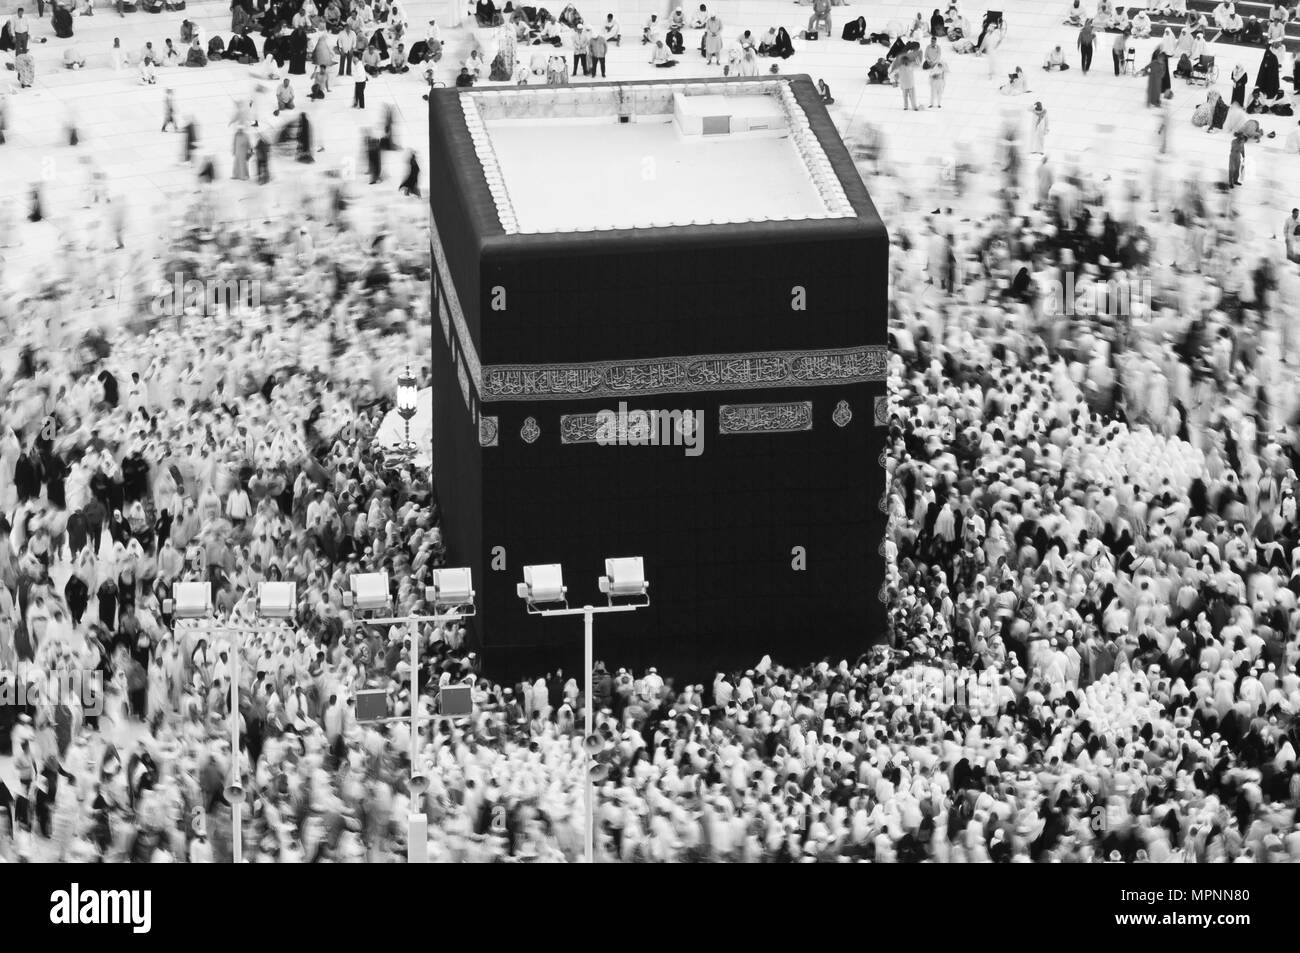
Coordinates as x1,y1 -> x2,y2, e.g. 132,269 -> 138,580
428,75 -> 885,256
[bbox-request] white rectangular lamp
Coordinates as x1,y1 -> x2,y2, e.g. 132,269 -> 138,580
430,567 -> 475,609
171,581 -> 212,619
599,557 -> 648,599
350,572 -> 391,613
519,564 -> 566,607
258,581 -> 296,619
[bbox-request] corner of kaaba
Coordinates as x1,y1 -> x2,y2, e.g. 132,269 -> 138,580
427,75 -> 887,683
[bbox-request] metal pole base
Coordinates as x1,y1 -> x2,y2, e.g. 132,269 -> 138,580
408,814 -> 428,863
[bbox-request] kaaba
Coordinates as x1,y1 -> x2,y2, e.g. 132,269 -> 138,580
427,76 -> 888,682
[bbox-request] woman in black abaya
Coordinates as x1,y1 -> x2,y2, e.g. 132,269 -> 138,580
1146,48 -> 1166,107
398,150 -> 420,195
288,26 -> 309,74
1256,42 -> 1281,98
53,1 -> 74,38
296,111 -> 315,162
228,31 -> 258,63
772,26 -> 794,59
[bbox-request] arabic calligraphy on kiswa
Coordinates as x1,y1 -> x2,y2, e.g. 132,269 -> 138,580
481,347 -> 885,401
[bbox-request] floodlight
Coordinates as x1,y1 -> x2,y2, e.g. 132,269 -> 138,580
170,581 -> 212,619
257,581 -> 296,619
599,557 -> 649,603
429,567 -> 476,611
517,564 -> 567,608
349,572 -> 391,613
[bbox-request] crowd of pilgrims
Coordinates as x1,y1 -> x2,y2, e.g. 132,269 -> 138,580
0,151 -> 1296,864
2,15 -> 1300,867
878,98 -> 1300,861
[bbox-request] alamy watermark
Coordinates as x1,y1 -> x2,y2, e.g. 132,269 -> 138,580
1,670 -> 104,715
595,402 -> 704,457
1040,273 -> 1153,318
150,274 -> 261,318
50,884 -> 152,933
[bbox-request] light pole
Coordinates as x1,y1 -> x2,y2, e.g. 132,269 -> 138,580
346,567 -> 476,863
517,558 -> 650,864
168,580 -> 295,864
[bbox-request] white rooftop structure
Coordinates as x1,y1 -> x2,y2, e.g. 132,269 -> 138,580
461,80 -> 856,234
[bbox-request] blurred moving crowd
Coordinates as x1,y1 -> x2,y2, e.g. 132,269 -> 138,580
2,0 -> 1300,862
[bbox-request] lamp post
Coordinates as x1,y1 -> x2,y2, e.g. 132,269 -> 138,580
517,558 -> 649,864
396,364 -> 419,455
346,568 -> 475,863
168,580 -> 294,864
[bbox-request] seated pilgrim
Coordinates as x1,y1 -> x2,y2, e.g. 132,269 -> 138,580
757,26 -> 777,53
643,13 -> 660,43
537,17 -> 562,42
557,3 -> 580,29
1219,11 -> 1244,37
1063,0 -> 1083,25
669,7 -> 685,30
691,3 -> 708,28
1130,9 -> 1151,37
1000,65 -> 1031,93
648,37 -> 676,65
163,37 -> 180,65
275,76 -> 295,112
1248,86 -> 1291,113
409,19 -> 441,62
770,25 -> 793,58
1042,44 -> 1069,70
389,42 -> 408,71
227,31 -> 259,62
63,45 -> 87,68
603,13 -> 620,43
183,37 -> 207,65
475,0 -> 501,26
